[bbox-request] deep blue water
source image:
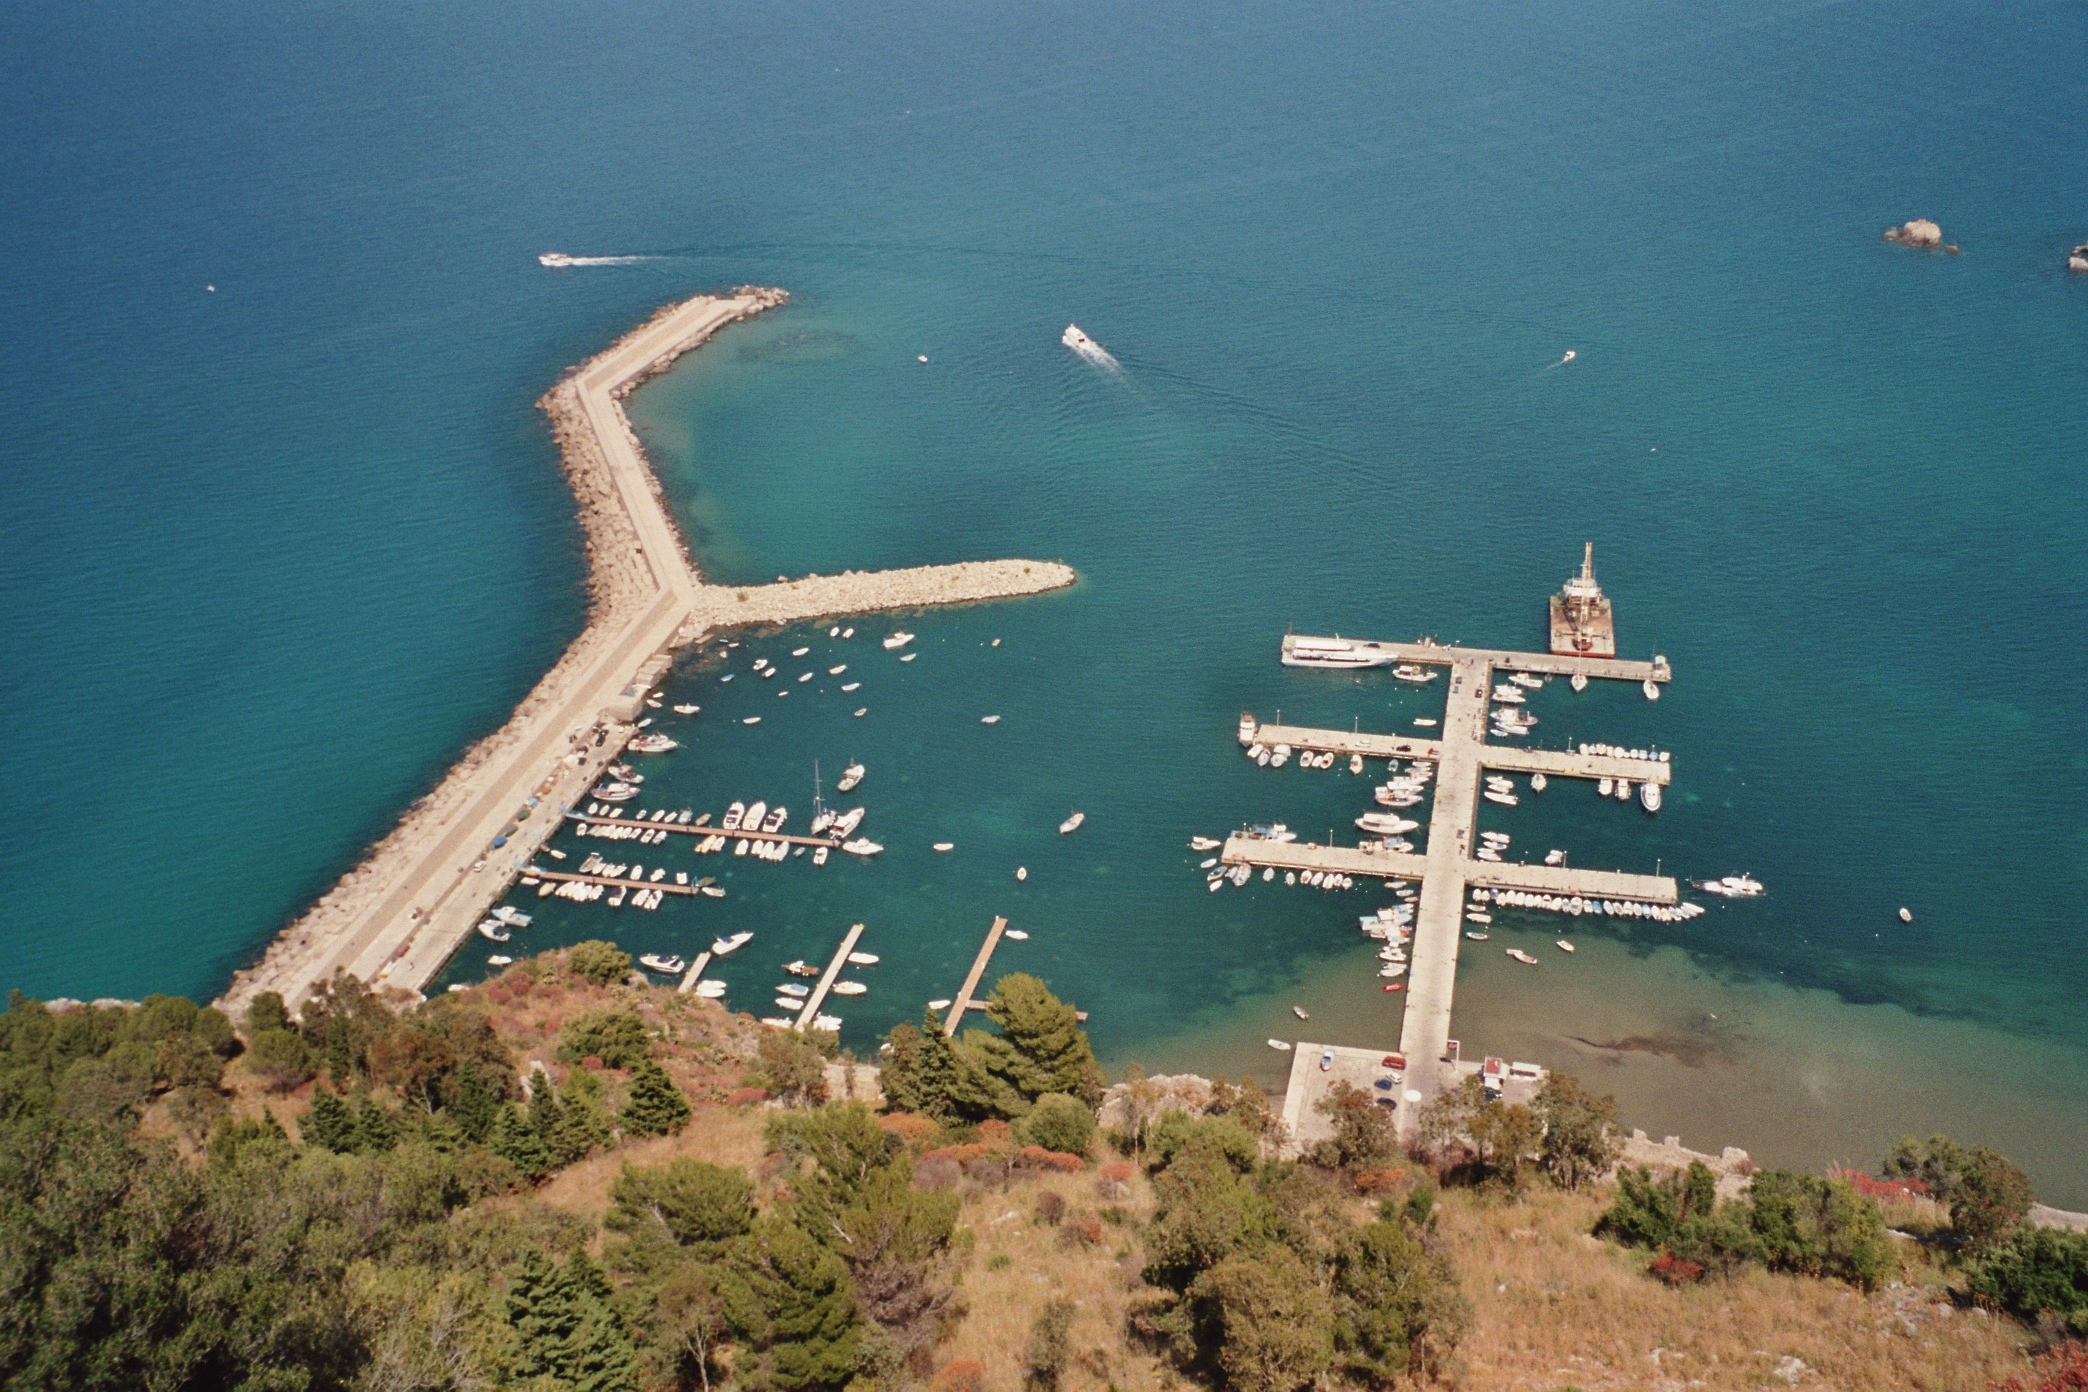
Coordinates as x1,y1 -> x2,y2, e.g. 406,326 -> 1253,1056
3,0 -> 2085,1192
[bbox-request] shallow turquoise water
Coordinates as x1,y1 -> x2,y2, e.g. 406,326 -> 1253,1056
3,0 -> 2085,1195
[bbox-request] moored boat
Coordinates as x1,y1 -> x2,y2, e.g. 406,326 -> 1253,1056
882,631 -> 915,650
712,932 -> 754,955
837,763 -> 866,792
1059,812 -> 1085,834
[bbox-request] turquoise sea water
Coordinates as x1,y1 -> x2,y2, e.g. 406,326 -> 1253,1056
2,0 -> 2084,1196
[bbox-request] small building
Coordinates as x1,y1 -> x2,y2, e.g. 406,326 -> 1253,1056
1549,542 -> 1615,656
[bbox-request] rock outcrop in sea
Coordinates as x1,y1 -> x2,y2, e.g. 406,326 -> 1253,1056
1883,218 -> 1959,253
2069,241 -> 2088,273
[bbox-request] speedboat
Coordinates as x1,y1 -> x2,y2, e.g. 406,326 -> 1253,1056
830,808 -> 865,837
980,715 -> 1000,725
933,842 -> 954,852
842,838 -> 883,856
673,703 -> 700,715
847,952 -> 879,965
639,954 -> 686,975
743,802 -> 767,833
760,806 -> 788,833
1189,836 -> 1221,850
882,632 -> 914,650
1268,1039 -> 1293,1051
490,906 -> 532,928
1506,949 -> 1538,965
1555,940 -> 1575,954
831,981 -> 868,996
477,921 -> 511,942
777,983 -> 811,997
695,980 -> 727,998
712,931 -> 753,955
1643,679 -> 1660,701
1059,812 -> 1085,834
837,763 -> 865,792
1640,782 -> 1661,812
1597,778 -> 1613,797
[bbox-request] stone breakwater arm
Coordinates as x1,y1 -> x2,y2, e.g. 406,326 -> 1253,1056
216,288 -> 1076,1020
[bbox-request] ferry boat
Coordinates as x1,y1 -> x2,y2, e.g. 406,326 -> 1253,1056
1392,664 -> 1439,683
1640,782 -> 1661,812
1059,812 -> 1085,834
837,763 -> 865,792
1551,543 -> 1617,655
639,954 -> 686,975
882,631 -> 914,650
1280,634 -> 1392,669
712,931 -> 753,955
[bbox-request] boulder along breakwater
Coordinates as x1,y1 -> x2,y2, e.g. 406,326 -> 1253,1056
218,289 -> 1076,1020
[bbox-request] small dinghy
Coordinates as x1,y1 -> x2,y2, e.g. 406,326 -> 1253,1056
1059,812 -> 1085,834
981,715 -> 1000,724
1506,949 -> 1538,965
1268,1039 -> 1293,1051
1005,929 -> 1029,940
1015,866 -> 1028,881
933,842 -> 954,852
1556,940 -> 1575,953
1898,907 -> 1913,923
900,653 -> 917,663
928,999 -> 952,1010
1292,1005 -> 1309,1020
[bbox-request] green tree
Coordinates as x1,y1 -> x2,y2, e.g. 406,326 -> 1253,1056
1146,1111 -> 1260,1173
608,1159 -> 756,1252
305,1089 -> 358,1153
1143,1144 -> 1279,1290
1950,1146 -> 2035,1254
1533,1073 -> 1620,1191
243,1027 -> 316,1093
243,990 -> 293,1037
490,1102 -> 556,1181
567,941 -> 633,987
752,1030 -> 830,1106
723,1215 -> 865,1391
1881,1133 -> 1972,1199
1332,1218 -> 1469,1386
1965,1226 -> 2088,1335
1023,1299 -> 1075,1391
1015,1093 -> 1096,1155
506,1247 -> 639,1391
877,1013 -> 966,1122
1314,1082 -> 1398,1170
1743,1170 -> 1895,1288
558,1009 -> 653,1069
970,974 -> 1103,1106
1191,1246 -> 1334,1392
621,1058 -> 692,1138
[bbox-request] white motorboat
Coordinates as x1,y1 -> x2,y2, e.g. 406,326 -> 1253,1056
980,715 -> 1001,725
777,983 -> 811,997
847,952 -> 879,965
899,653 -> 915,662
933,842 -> 954,852
882,631 -> 914,650
1545,849 -> 1566,866
837,763 -> 865,792
673,703 -> 700,715
477,921 -> 511,942
812,845 -> 829,865
743,801 -> 767,833
1349,754 -> 1364,775
792,647 -> 809,657
1268,1039 -> 1293,1051
1597,778 -> 1613,797
761,806 -> 788,833
720,673 -> 734,682
712,932 -> 753,955
760,1017 -> 795,1029
1491,685 -> 1526,704
695,980 -> 727,998
1511,672 -> 1545,689
490,906 -> 533,928
773,998 -> 802,1014
842,838 -> 883,856
1413,717 -> 1438,727
1643,679 -> 1660,701
742,717 -> 761,725
1189,836 -> 1222,851
639,954 -> 686,975
1571,671 -> 1588,692
487,954 -> 514,966
798,672 -> 814,683
629,733 -> 679,753
928,999 -> 952,1010
812,1014 -> 843,1032
1005,928 -> 1030,941
1378,964 -> 1406,979
1238,712 -> 1258,743
1356,813 -> 1420,835
784,960 -> 819,977
841,681 -> 862,692
1556,940 -> 1575,953
700,885 -> 726,898
829,665 -> 846,675
595,782 -> 640,802
1899,907 -> 1913,923
1640,782 -> 1661,812
831,981 -> 868,996
1465,930 -> 1489,941
1059,812 -> 1085,834
1392,664 -> 1439,683
831,807 -> 866,837
1482,790 -> 1518,807
1015,866 -> 1027,881
1506,949 -> 1538,965
1614,780 -> 1632,801
1292,1005 -> 1309,1020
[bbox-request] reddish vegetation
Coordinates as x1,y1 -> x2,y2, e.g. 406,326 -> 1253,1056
922,1143 -> 997,1166
879,1112 -> 938,1141
1015,1145 -> 1085,1173
1832,1168 -> 1932,1200
977,1119 -> 1012,1147
1098,1161 -> 1133,1183
726,1087 -> 770,1106
1649,1252 -> 1706,1287
1352,1167 -> 1415,1195
932,1360 -> 986,1392
1993,1345 -> 2088,1392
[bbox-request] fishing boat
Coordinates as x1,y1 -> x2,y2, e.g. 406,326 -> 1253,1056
1506,949 -> 1539,965
712,932 -> 754,955
1639,781 -> 1661,812
837,763 -> 865,792
1268,1039 -> 1293,1051
1292,1005 -> 1309,1020
639,954 -> 686,975
784,960 -> 819,976
842,838 -> 883,856
1059,812 -> 1085,834
1392,664 -> 1439,683
831,981 -> 868,996
883,632 -> 914,649
1491,685 -> 1525,704
673,703 -> 699,715
847,952 -> 879,965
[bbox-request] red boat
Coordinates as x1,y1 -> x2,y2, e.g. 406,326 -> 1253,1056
1381,983 -> 1405,993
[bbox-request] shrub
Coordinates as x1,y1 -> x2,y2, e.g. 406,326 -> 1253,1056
726,1086 -> 770,1106
566,941 -> 631,987
878,1112 -> 939,1143
750,1031 -> 828,1106
1023,1299 -> 1075,1392
1016,1146 -> 1084,1173
1991,1342 -> 2088,1392
556,1009 -> 651,1069
1034,1192 -> 1066,1226
1649,1252 -> 1704,1286
1951,1146 -> 2036,1254
933,1360 -> 986,1392
1966,1227 -> 2088,1336
1015,1093 -> 1096,1156
244,1027 -> 316,1093
1145,1111 -> 1259,1173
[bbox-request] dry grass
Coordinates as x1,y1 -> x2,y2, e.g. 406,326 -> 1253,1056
1432,1186 -> 2033,1392
526,1103 -> 771,1223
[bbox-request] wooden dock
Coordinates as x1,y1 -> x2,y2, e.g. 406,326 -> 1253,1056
567,811 -> 842,849
521,867 -> 706,896
675,949 -> 714,994
942,916 -> 1009,1036
1248,635 -> 1677,1134
795,923 -> 867,1031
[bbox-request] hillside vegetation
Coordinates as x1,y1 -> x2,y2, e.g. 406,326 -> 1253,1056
0,946 -> 2078,1392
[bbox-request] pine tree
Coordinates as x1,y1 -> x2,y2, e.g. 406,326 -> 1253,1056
621,1059 -> 692,1138
971,974 -> 1102,1107
352,1096 -> 397,1153
721,1216 -> 864,1392
304,1089 -> 357,1153
506,1248 -> 639,1392
490,1103 -> 556,1180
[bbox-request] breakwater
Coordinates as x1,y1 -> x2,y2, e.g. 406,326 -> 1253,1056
217,290 -> 1075,1020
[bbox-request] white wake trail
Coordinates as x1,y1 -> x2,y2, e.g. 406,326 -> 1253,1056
1062,323 -> 1123,374
538,252 -> 662,268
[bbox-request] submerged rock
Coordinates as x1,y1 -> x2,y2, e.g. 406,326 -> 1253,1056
1884,218 -> 1944,249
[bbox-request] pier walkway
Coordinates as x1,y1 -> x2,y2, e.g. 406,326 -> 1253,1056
795,923 -> 867,1031
567,811 -> 842,849
1244,636 -> 1676,1134
943,917 -> 1009,1036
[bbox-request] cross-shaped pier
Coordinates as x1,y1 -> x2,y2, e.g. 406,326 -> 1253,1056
1221,637 -> 1676,1130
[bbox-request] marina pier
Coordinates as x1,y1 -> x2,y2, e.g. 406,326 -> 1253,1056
219,290 -> 1077,1022
1242,634 -> 1678,1133
795,922 -> 868,1031
942,916 -> 1010,1035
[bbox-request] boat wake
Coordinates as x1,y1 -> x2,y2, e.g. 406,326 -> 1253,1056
1062,323 -> 1123,374
539,252 -> 662,269
1541,348 -> 1578,372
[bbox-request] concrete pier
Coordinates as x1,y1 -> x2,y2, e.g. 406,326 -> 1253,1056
795,923 -> 867,1032
675,950 -> 714,995
942,916 -> 1009,1036
217,289 -> 1078,1022
1242,635 -> 1678,1133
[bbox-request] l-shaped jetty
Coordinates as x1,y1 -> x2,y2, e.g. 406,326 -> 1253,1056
219,289 -> 1075,1018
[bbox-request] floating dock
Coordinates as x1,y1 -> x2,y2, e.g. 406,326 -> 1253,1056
675,949 -> 714,994
795,922 -> 867,1031
942,916 -> 1009,1036
567,810 -> 843,849
1245,633 -> 1677,1134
